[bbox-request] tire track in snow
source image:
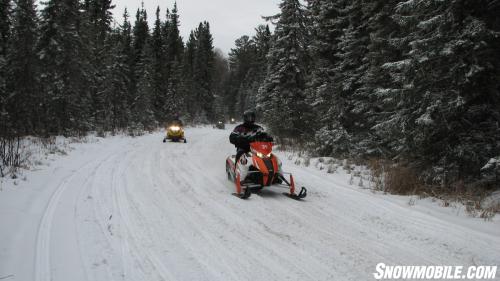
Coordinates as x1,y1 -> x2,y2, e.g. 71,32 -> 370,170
145,132 -> 334,280
34,157 -> 104,281
286,163 -> 500,266
30,129 -> 500,281
77,151 -> 132,281
110,143 -> 178,281
35,145 -> 130,281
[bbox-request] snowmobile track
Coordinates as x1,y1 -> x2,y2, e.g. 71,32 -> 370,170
0,127 -> 497,281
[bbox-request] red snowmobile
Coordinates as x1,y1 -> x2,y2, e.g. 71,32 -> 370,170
225,132 -> 307,200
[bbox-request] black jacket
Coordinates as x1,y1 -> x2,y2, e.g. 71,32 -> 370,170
229,123 -> 264,151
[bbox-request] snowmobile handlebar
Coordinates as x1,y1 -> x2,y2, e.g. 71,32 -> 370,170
248,131 -> 274,143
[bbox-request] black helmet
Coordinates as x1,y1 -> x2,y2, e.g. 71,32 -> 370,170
243,110 -> 256,124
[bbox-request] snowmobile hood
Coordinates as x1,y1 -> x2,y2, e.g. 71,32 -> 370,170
250,142 -> 273,156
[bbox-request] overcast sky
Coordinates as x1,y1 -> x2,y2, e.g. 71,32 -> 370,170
113,0 -> 281,55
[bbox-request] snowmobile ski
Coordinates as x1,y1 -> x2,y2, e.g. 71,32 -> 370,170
284,187 -> 307,200
232,187 -> 252,199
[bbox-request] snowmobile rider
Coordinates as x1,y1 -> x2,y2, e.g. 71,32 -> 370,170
170,114 -> 183,127
166,114 -> 183,131
230,110 -> 264,163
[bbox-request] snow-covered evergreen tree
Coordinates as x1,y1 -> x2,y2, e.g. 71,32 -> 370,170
193,22 -> 215,122
37,0 -> 92,135
387,0 -> 500,182
181,31 -> 196,121
120,8 -> 135,114
227,35 -> 254,115
150,6 -> 167,121
164,2 -> 184,120
0,0 -> 11,136
100,27 -> 131,131
359,0 -> 405,157
131,4 -> 149,100
165,2 -> 183,67
258,0 -> 310,139
305,0 -> 500,184
0,0 -> 226,136
307,0 -> 351,156
81,0 -> 114,131
253,25 -> 272,73
211,48 -> 229,121
5,0 -> 39,133
134,43 -> 156,130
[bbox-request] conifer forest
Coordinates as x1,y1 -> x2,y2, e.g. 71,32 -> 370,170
1,0 -> 499,190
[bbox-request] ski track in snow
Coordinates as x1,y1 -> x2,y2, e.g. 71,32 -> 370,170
0,127 -> 499,281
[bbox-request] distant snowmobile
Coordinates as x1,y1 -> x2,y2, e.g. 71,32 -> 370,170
163,120 -> 187,143
225,131 -> 307,199
215,121 -> 225,130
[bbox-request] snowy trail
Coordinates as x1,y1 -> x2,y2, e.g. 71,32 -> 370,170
0,127 -> 499,281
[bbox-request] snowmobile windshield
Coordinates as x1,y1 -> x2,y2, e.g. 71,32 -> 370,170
251,132 -> 274,143
170,120 -> 183,127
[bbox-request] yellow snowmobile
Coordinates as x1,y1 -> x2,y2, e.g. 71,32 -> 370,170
163,121 -> 187,143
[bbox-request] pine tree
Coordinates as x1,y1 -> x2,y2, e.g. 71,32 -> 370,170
212,48 -> 229,120
37,0 -> 92,135
223,25 -> 271,119
5,0 -> 39,134
0,0 -> 10,55
81,0 -> 114,131
388,0 -> 500,182
181,31 -> 197,121
134,43 -> 156,130
164,2 -> 184,119
0,0 -> 11,136
150,6 -> 167,121
0,0 -> 10,56
247,25 -> 271,111
132,5 -> 149,60
227,35 -> 254,115
303,0 -> 500,184
307,0 -> 349,155
258,0 -> 310,139
131,4 -> 149,100
360,0 -> 404,157
120,8 -> 135,112
166,2 -> 183,65
100,26 -> 131,131
192,22 -> 215,122
161,8 -> 170,53
253,25 -> 272,73
128,4 -> 155,129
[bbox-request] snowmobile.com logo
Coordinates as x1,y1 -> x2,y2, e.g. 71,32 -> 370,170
373,263 -> 498,280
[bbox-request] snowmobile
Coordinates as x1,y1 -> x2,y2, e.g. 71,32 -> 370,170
225,132 -> 307,200
163,122 -> 187,143
215,121 -> 225,130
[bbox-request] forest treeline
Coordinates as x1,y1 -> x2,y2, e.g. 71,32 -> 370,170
0,0 -> 225,137
1,0 -> 499,187
227,0 -> 500,188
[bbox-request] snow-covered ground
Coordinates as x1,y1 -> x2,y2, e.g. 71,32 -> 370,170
0,127 -> 499,281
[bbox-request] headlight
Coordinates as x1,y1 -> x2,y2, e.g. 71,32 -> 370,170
169,126 -> 180,131
256,152 -> 272,158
